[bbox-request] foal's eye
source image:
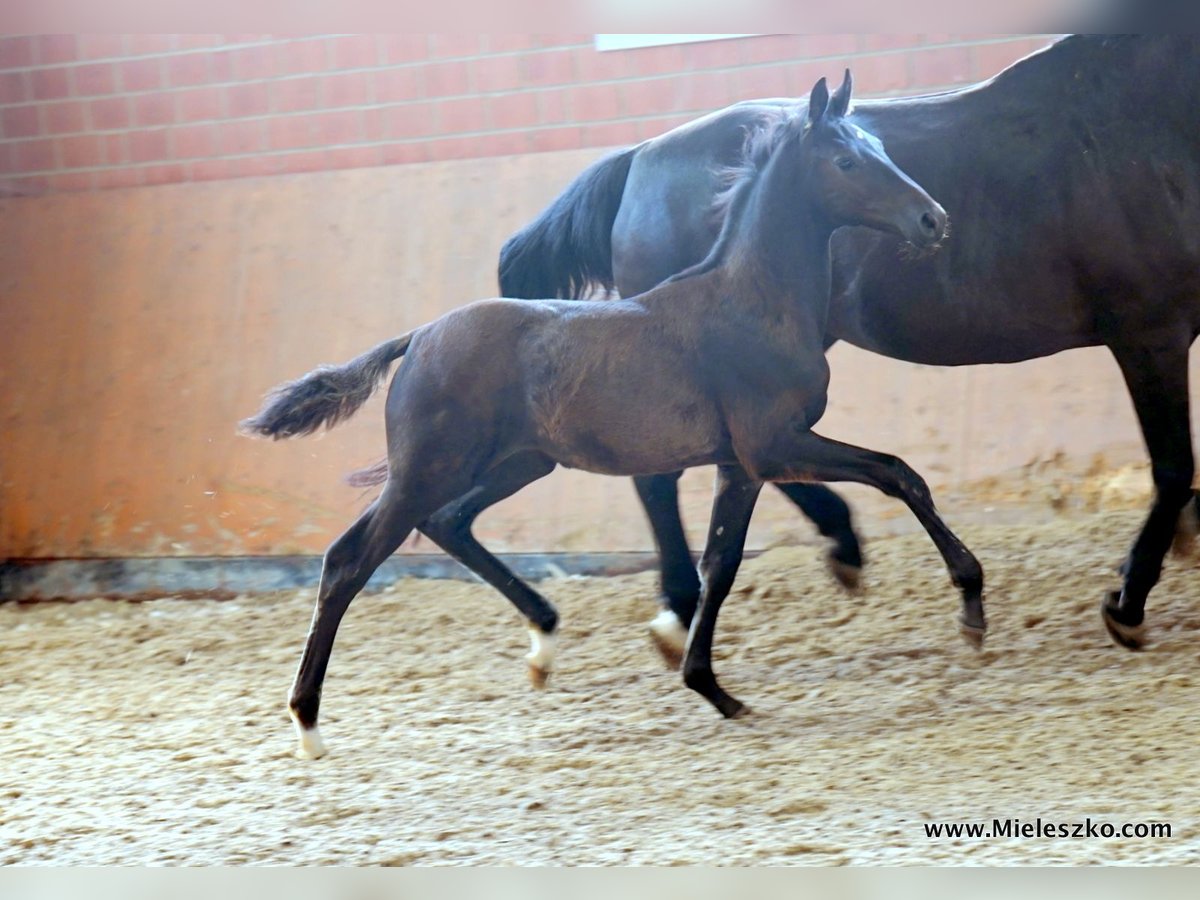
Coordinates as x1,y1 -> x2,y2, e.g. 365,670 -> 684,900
835,156 -> 855,171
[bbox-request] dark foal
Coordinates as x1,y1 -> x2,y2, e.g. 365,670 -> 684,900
500,35 -> 1200,653
243,74 -> 976,759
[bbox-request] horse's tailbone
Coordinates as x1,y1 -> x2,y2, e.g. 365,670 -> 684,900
239,333 -> 413,440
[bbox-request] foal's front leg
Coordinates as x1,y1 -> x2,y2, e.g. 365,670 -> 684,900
681,464 -> 763,718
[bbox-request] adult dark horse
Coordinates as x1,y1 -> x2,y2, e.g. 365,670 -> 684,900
499,34 -> 1200,654
243,75 -> 973,758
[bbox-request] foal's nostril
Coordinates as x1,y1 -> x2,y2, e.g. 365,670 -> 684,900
920,211 -> 939,236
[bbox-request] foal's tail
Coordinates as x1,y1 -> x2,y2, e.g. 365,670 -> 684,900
239,333 -> 413,440
498,145 -> 638,299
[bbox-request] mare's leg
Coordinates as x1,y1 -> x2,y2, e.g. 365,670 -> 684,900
753,432 -> 985,643
1102,337 -> 1194,649
289,474 -> 469,759
681,465 -> 762,718
773,483 -> 864,589
419,451 -> 561,686
633,472 -> 701,666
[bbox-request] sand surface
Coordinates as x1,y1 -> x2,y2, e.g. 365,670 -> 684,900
2,506 -> 1198,865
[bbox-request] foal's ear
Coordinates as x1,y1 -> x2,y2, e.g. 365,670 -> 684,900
807,77 -> 830,125
828,68 -> 853,119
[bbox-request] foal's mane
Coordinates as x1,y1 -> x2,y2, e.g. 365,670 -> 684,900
710,108 -> 803,225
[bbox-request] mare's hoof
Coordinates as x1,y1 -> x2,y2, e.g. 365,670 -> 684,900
1101,592 -> 1145,651
827,556 -> 863,594
958,617 -> 986,650
648,609 -> 687,670
1172,500 -> 1199,557
528,664 -> 551,690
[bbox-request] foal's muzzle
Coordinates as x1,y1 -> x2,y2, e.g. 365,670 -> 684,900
908,202 -> 948,247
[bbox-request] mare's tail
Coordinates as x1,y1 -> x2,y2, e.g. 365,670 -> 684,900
498,145 -> 638,299
239,333 -> 413,440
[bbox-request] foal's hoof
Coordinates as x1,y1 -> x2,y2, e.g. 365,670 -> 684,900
958,617 -> 986,650
1172,499 -> 1200,557
527,664 -> 551,690
648,609 -> 688,670
1102,592 -> 1145,651
289,712 -> 328,760
524,627 -> 557,689
827,555 -> 863,594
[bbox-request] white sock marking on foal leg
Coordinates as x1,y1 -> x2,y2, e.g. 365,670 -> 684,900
288,708 -> 327,760
525,627 -> 557,689
649,608 -> 689,667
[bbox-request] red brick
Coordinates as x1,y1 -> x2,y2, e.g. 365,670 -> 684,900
973,40 -> 1040,81
0,143 -> 13,175
48,171 -> 94,192
225,82 -> 269,118
127,35 -> 175,56
228,155 -> 281,179
425,135 -> 485,161
276,39 -> 329,75
78,34 -> 125,60
536,87 -> 571,124
683,39 -> 744,70
325,145 -> 383,170
529,126 -> 582,154
673,70 -> 736,111
59,134 -> 103,168
331,34 -> 378,70
310,109 -> 362,145
488,92 -> 538,130
32,67 -> 70,101
912,46 -> 973,88
861,34 -> 925,52
734,65 -> 794,100
176,35 -> 220,50
535,34 -> 590,49
323,71 -> 369,108
740,34 -> 808,65
102,133 -> 128,165
132,92 -> 176,127
472,55 -> 522,93
854,52 -> 911,96
574,47 -> 630,82
2,105 -> 40,139
37,34 -> 78,65
477,130 -> 530,156
627,44 -> 689,77
271,76 -> 321,113
378,34 -> 428,64
581,119 -> 641,148
228,45 -> 277,80
141,163 -> 187,185
799,34 -> 859,59
424,61 -> 469,97
437,97 -> 485,134
381,142 -> 429,165
189,158 -> 232,181
0,71 -> 28,104
128,129 -> 169,163
430,34 -> 479,59
268,115 -> 313,150
45,101 -> 85,134
483,34 -> 538,54
373,68 -> 422,103
377,103 -> 433,140
166,53 -> 211,88
89,97 -> 129,130
92,167 -> 144,190
1,174 -> 48,195
177,87 -> 223,122
635,114 -> 694,141
119,57 -> 162,92
14,138 -> 56,171
278,150 -> 326,174
72,62 -> 116,97
620,78 -> 677,118
171,123 -> 219,159
522,50 -> 574,87
571,83 -> 621,122
0,36 -> 35,69
219,119 -> 266,154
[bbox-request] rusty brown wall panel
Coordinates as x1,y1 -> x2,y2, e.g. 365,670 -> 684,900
0,150 -> 1195,559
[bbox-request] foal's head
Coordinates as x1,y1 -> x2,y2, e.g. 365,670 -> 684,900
794,71 -> 947,248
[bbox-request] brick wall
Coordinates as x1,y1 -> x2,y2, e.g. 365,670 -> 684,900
0,33 -> 1051,196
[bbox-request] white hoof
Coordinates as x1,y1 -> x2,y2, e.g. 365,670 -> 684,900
525,627 -> 556,689
289,710 -> 327,760
649,609 -> 688,668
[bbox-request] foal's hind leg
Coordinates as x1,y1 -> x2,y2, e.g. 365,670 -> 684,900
633,472 -> 701,667
1102,337 -> 1194,649
288,477 -> 467,759
420,451 -> 561,687
773,483 -> 864,590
